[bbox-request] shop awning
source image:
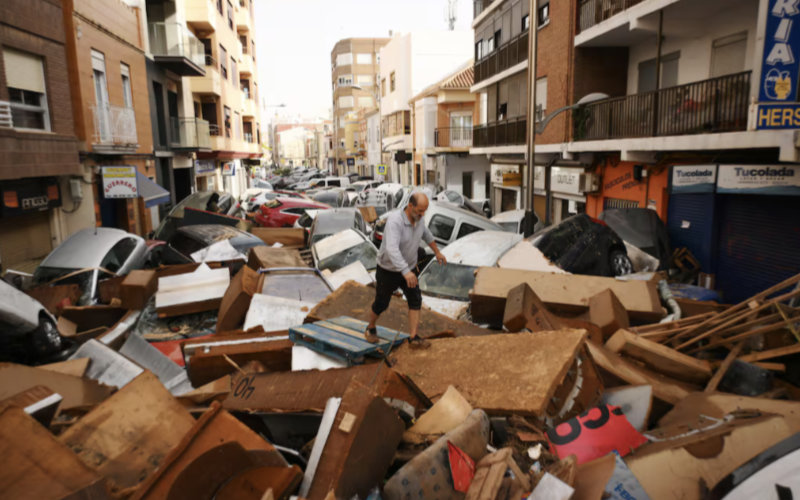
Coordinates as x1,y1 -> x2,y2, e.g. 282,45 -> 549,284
136,172 -> 170,208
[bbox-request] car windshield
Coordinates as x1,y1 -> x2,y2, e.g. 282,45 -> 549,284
33,266 -> 77,285
261,271 -> 332,303
297,212 -> 315,228
419,262 -> 478,301
317,241 -> 377,273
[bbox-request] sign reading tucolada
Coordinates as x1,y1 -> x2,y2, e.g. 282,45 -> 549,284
671,165 -> 717,194
717,164 -> 800,194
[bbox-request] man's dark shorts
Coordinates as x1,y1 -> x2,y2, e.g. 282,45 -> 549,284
371,265 -> 422,315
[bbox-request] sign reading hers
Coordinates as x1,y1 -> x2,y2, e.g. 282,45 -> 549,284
757,0 -> 800,129
671,165 -> 718,193
102,166 -> 138,199
717,164 -> 800,194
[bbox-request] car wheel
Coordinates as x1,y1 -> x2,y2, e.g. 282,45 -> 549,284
29,316 -> 63,357
609,250 -> 634,276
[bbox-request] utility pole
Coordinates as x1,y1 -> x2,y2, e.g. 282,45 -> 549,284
524,0 -> 538,212
446,0 -> 458,30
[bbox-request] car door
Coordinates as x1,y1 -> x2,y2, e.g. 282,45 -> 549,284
428,213 -> 456,246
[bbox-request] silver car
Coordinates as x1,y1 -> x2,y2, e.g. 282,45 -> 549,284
0,280 -> 65,363
32,227 -> 148,304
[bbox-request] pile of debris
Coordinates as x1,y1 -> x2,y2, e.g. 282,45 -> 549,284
2,237 -> 800,499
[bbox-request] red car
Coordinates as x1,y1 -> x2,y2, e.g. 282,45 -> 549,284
254,198 -> 330,228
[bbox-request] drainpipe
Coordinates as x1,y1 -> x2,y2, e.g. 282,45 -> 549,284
651,10 -> 663,136
525,0 -> 539,211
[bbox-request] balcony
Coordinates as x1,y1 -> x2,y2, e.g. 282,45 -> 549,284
435,127 -> 473,149
186,0 -> 217,32
191,59 -> 222,96
473,0 -> 494,18
578,0 -> 644,34
474,30 -> 528,85
92,104 -> 138,153
235,6 -> 250,30
170,117 -> 211,151
473,116 -> 527,148
239,53 -> 253,75
573,71 -> 751,141
148,23 -> 206,77
242,98 -> 257,117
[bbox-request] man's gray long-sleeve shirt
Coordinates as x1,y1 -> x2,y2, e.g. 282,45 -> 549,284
377,210 -> 434,275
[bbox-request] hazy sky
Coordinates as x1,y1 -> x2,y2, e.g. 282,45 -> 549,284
254,0 -> 474,121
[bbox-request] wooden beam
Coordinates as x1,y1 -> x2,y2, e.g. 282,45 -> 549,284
739,343 -> 800,363
705,343 -> 743,393
606,330 -> 712,384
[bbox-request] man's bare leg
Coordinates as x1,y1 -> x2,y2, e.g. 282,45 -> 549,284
367,309 -> 379,330
365,309 -> 380,343
408,309 -> 420,338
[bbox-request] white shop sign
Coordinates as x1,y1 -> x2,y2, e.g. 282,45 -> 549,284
550,167 -> 583,195
671,165 -> 717,194
717,164 -> 800,195
102,166 -> 138,199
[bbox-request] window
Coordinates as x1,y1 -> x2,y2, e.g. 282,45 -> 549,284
101,238 -> 137,273
240,78 -> 250,98
381,78 -> 386,97
356,53 -> 372,65
522,14 -> 530,31
475,39 -> 484,60
429,214 -> 455,241
494,30 -> 502,50
390,71 -> 396,92
338,74 -> 353,86
2,48 -> 50,131
92,50 -> 111,140
487,36 -> 495,53
535,77 -> 547,123
711,32 -> 747,77
224,105 -> 231,137
637,51 -> 680,92
457,223 -> 482,239
234,111 -> 240,139
200,38 -> 213,65
462,172 -> 473,199
538,1 -> 550,27
338,95 -> 354,108
336,52 -> 353,66
357,74 -> 373,86
251,41 -> 256,60
216,0 -> 222,14
239,35 -> 248,53
357,96 -> 373,108
119,63 -> 133,109
227,1 -> 234,29
230,56 -> 237,83
219,45 -> 227,79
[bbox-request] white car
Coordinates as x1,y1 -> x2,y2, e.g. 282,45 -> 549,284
491,209 -> 545,235
0,280 -> 66,363
311,228 -> 378,274
240,187 -> 274,212
418,231 -> 523,320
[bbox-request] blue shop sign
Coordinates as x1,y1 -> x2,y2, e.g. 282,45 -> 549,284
670,165 -> 717,194
759,0 -> 800,103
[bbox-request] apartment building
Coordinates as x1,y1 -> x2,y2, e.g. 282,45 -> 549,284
331,38 -> 389,175
64,0 -> 165,237
185,0 -> 263,199
366,109 -> 382,176
409,61 -> 491,199
380,31 -> 474,185
273,121 -> 330,168
0,0 -> 82,271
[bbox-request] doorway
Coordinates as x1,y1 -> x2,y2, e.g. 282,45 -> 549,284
462,172 -> 473,199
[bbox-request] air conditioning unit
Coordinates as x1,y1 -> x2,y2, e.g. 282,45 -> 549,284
579,172 -> 600,193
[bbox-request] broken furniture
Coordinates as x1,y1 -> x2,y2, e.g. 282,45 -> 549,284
289,316 -> 408,365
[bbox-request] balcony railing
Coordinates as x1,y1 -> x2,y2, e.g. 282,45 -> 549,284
573,71 -> 751,141
435,127 -> 473,148
473,0 -> 494,18
92,104 -> 137,145
473,116 -> 527,148
170,117 -> 211,150
148,22 -> 205,69
244,132 -> 254,143
474,30 -> 528,84
578,0 -> 644,33
209,123 -> 221,136
0,101 -> 12,128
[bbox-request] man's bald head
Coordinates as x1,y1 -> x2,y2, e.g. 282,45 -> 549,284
406,192 -> 429,222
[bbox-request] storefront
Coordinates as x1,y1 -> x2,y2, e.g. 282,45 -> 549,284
490,163 -> 524,214
194,160 -> 217,192
0,177 -> 62,271
549,167 -> 586,224
666,164 -> 800,302
584,160 -> 669,221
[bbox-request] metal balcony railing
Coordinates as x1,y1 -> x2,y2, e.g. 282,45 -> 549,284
473,0 -> 494,18
474,30 -> 528,84
92,104 -> 137,145
148,22 -> 205,68
209,123 -> 221,136
0,101 -> 12,128
435,127 -> 473,148
244,132 -> 253,143
170,117 -> 211,149
573,71 -> 751,141
578,0 -> 644,33
473,116 -> 527,148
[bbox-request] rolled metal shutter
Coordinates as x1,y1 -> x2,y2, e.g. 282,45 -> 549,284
715,195 -> 800,303
666,193 -> 717,272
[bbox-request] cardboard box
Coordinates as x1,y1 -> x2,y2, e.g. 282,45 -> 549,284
246,246 -> 307,271
251,227 -> 306,249
120,270 -> 157,310
357,206 -> 378,224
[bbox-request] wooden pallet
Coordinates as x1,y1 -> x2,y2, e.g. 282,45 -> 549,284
289,316 -> 409,364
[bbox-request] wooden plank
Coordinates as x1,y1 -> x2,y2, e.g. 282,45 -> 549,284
59,371 -> 195,497
39,358 -> 91,378
689,318 -> 797,353
586,341 -> 694,406
391,330 -> 590,416
306,281 -> 496,338
0,362 -> 112,411
606,330 -> 712,384
633,313 -> 716,334
0,407 -> 106,499
739,343 -> 800,363
705,343 -> 744,393
469,268 -> 664,323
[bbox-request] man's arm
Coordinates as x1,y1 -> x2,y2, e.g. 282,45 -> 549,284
383,217 -> 412,275
422,226 -> 447,265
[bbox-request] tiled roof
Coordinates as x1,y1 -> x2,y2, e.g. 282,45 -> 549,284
440,65 -> 474,89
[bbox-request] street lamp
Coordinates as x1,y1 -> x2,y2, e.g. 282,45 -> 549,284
534,92 -> 609,134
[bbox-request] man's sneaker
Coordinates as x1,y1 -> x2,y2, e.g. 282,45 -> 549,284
364,327 -> 380,344
408,336 -> 431,350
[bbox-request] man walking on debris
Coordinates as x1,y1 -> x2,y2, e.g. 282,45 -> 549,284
365,192 -> 446,348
